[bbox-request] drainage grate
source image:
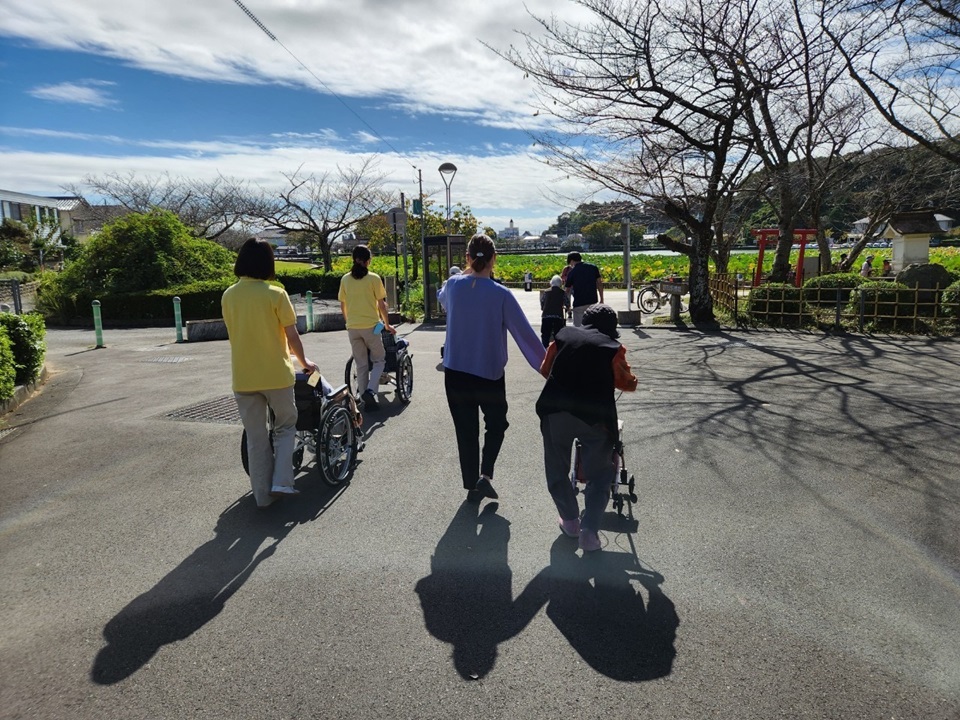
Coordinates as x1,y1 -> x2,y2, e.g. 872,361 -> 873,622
143,356 -> 192,364
165,396 -> 242,425
0,427 -> 18,441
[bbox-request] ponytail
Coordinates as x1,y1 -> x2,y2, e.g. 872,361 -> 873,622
351,244 -> 371,279
467,233 -> 496,273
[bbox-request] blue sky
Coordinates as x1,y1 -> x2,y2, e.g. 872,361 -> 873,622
0,0 -> 607,235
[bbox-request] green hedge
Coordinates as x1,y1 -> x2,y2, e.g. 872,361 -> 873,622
42,270 -> 342,323
748,283 -> 809,327
802,273 -> 866,307
0,327 -> 14,401
849,282 -> 917,330
275,267 -> 341,296
0,312 -> 46,386
942,280 -> 960,321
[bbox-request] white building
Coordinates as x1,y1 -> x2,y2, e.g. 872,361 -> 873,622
499,219 -> 520,240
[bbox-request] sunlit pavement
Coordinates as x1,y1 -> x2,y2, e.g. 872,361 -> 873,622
1,306 -> 958,719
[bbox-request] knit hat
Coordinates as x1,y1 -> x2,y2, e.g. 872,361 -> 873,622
582,303 -> 620,339
449,266 -> 462,276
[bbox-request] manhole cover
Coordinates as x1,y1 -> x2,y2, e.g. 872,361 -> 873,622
143,356 -> 192,364
165,396 -> 241,424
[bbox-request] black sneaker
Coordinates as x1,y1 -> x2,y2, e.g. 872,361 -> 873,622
474,476 -> 498,499
361,390 -> 379,411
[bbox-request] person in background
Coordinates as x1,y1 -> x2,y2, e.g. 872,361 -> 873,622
536,304 -> 637,552
881,259 -> 895,277
439,233 -> 546,502
222,238 -> 318,507
540,274 -> 568,347
564,252 -> 603,326
438,265 -> 462,312
339,245 -> 395,411
833,253 -> 849,273
860,255 -> 875,278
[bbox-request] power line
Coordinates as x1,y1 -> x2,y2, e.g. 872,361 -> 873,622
230,0 -> 418,170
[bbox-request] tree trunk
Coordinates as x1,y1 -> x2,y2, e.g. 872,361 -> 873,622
688,233 -> 715,324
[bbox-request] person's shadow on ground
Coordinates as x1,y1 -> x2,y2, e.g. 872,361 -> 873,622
414,501 -> 545,679
541,535 -> 678,681
90,482 -> 342,684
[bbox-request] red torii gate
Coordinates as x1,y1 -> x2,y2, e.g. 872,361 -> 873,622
751,228 -> 818,287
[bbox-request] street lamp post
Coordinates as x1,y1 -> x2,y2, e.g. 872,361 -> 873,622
438,162 -> 457,234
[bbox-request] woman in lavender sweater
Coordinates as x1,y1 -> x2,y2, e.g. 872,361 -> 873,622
438,234 -> 546,502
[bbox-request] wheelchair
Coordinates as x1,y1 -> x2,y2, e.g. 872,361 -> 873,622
344,329 -> 413,405
571,420 -> 637,516
240,373 -> 363,487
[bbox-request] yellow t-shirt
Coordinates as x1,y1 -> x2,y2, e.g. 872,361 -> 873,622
338,272 -> 386,329
221,277 -> 297,392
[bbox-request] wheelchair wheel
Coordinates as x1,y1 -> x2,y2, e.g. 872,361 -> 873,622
397,354 -> 413,404
317,403 -> 357,487
638,287 -> 660,314
344,357 -> 360,398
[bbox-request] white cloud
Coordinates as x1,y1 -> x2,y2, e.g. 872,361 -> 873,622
0,141 -> 606,233
27,80 -> 118,107
0,0 -> 590,122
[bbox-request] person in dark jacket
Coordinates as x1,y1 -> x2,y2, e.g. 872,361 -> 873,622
536,304 -> 637,552
539,274 -> 569,347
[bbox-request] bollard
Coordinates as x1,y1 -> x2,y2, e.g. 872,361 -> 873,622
92,299 -> 105,348
173,296 -> 183,343
306,291 -> 314,332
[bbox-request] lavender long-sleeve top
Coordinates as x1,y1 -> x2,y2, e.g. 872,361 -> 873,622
439,273 -> 545,380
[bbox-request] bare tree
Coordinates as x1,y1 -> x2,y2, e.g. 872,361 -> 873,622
714,0 -> 873,279
822,0 -> 960,165
497,0 -> 760,323
78,172 -> 251,241
247,158 -> 393,272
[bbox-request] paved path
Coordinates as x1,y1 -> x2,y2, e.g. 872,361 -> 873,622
1,296 -> 959,720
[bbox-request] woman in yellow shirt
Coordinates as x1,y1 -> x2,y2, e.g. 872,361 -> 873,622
338,245 -> 394,410
222,238 -> 318,507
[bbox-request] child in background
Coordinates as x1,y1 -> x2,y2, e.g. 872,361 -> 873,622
536,304 -> 637,552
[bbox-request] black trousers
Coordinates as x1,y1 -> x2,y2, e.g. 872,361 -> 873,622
540,316 -> 565,347
444,368 -> 509,489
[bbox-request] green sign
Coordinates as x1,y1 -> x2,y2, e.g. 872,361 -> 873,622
412,199 -> 423,215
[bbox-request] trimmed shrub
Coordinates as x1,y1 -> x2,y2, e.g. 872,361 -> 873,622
69,279 -> 234,322
748,283 -> 809,327
275,267 -> 342,297
0,327 -> 14,401
849,281 -> 917,330
802,273 -> 866,307
941,280 -> 960,321
0,312 -> 46,385
56,210 -> 233,297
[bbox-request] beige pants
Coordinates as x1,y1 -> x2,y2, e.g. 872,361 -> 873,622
235,386 -> 298,507
348,327 -> 386,394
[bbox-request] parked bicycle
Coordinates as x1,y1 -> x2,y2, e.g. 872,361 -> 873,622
636,279 -> 687,315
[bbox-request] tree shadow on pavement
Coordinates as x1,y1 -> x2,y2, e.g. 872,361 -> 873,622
90,481 -> 345,685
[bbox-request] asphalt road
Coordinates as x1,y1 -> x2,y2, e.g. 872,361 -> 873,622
1,291 -> 958,720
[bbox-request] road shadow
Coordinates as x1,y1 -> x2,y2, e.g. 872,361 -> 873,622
414,501 -> 543,679
416,502 -> 677,682
541,535 -> 678,681
90,481 -> 345,685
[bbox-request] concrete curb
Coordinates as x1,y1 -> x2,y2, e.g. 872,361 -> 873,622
0,365 -> 48,417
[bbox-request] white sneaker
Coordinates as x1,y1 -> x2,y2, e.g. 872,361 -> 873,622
269,485 -> 300,497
